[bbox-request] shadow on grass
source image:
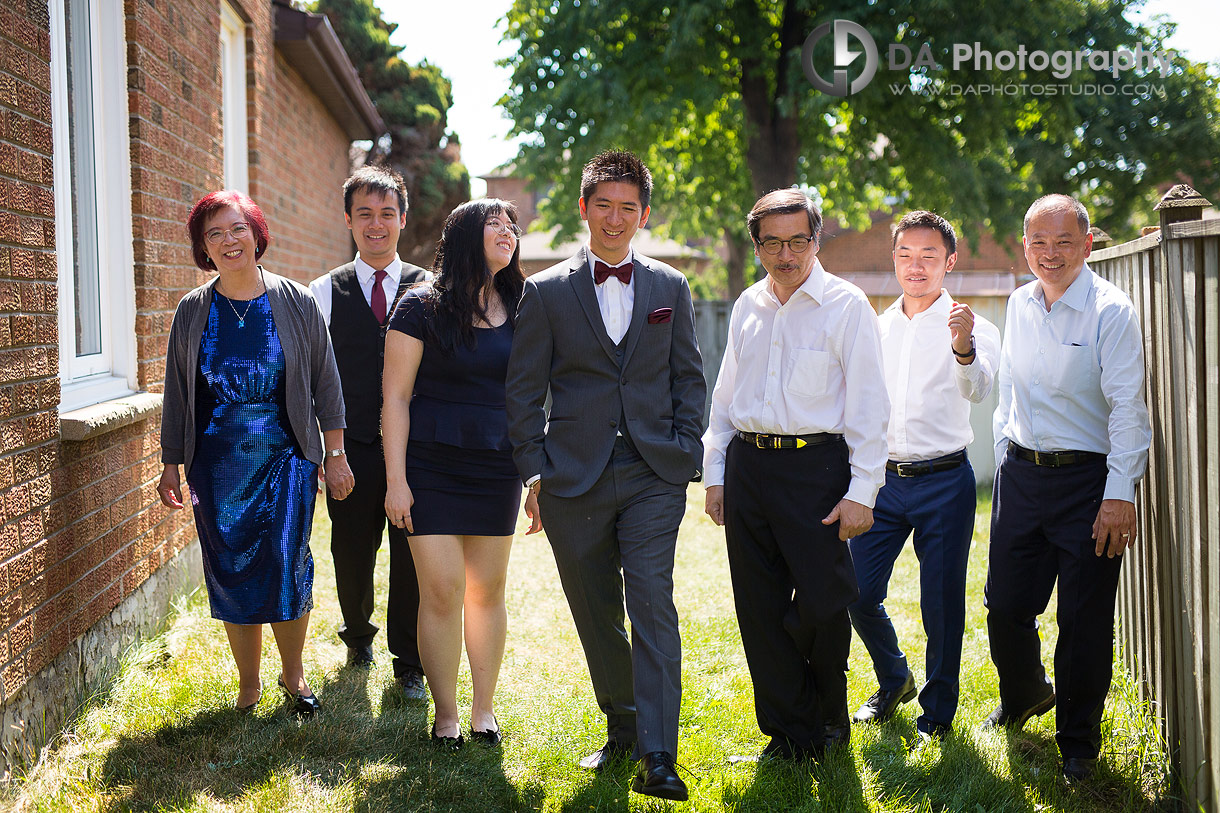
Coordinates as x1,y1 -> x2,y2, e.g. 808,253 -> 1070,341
720,744 -> 867,812
559,760 -> 635,812
96,665 -> 538,812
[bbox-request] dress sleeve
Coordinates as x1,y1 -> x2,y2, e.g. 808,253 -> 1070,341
387,288 -> 427,340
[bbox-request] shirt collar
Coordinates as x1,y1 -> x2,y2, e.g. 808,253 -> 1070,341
354,253 -> 402,285
586,245 -> 635,279
884,288 -> 953,318
763,257 -> 826,306
1031,263 -> 1094,312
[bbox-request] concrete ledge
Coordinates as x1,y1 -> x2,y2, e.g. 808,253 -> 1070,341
59,392 -> 163,442
0,538 -> 202,777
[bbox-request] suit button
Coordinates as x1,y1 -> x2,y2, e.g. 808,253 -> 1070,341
615,349 -> 623,356
621,378 -> 628,385
610,420 -> 618,428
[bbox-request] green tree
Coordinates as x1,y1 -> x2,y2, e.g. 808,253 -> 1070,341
501,0 -> 1220,297
312,0 -> 469,266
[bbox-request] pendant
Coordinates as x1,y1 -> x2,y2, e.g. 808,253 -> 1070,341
238,319 -> 245,328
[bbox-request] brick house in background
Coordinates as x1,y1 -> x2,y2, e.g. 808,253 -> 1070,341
0,0 -> 383,771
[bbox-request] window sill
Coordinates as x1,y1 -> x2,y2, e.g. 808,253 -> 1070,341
60,392 -> 163,442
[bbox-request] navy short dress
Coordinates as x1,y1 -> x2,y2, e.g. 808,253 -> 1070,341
387,288 -> 522,536
187,292 -> 317,624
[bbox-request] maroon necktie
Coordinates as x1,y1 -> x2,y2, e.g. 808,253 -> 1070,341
593,261 -> 632,286
371,269 -> 387,325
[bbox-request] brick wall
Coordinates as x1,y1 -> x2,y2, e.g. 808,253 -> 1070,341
0,0 -> 361,758
819,212 -> 1022,275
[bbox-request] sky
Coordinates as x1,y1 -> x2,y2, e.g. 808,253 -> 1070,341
380,0 -> 1220,199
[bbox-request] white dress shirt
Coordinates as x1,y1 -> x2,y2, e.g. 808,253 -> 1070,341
703,258 -> 890,507
587,246 -> 635,344
309,254 -> 404,326
992,264 -> 1151,502
879,290 -> 1001,462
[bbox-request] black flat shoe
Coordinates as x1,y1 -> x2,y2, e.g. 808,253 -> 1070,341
236,688 -> 261,714
278,676 -> 321,717
470,715 -> 502,746
431,723 -> 464,751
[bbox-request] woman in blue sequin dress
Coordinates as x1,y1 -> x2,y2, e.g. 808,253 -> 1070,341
383,199 -> 541,748
158,191 -> 353,715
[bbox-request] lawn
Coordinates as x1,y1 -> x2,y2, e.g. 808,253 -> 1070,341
7,486 -> 1172,811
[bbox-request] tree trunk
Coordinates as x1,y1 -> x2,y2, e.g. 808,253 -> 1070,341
725,229 -> 752,300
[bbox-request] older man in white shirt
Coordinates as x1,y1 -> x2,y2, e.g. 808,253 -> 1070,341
703,189 -> 888,761
847,212 -> 1001,744
985,194 -> 1151,782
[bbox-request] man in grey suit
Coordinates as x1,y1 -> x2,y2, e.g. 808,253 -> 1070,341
506,150 -> 705,802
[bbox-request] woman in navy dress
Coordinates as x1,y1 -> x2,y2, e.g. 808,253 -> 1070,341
383,199 -> 540,748
158,191 -> 354,716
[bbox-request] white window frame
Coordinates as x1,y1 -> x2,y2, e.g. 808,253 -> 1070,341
50,0 -> 136,412
220,3 -> 249,192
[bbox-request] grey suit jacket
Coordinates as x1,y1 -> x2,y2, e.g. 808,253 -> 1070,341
506,248 -> 706,497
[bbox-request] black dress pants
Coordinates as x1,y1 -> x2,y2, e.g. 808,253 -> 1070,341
723,435 -> 857,752
985,448 -> 1122,759
327,438 -> 422,675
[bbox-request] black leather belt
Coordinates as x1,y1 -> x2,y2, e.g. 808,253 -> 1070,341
1009,441 -> 1105,467
736,430 -> 843,450
886,450 -> 967,477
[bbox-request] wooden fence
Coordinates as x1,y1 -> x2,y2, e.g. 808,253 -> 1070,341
1089,186 -> 1219,812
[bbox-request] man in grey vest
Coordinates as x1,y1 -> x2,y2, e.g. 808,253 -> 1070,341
309,166 -> 430,699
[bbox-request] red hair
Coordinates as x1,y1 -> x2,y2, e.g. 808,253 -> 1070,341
186,190 -> 271,271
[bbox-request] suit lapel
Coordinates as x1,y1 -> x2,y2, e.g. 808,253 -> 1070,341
567,248 -> 619,362
620,256 -> 653,365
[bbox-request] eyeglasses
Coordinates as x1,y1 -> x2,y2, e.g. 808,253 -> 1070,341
205,223 -> 252,244
486,220 -> 522,238
757,236 -> 813,255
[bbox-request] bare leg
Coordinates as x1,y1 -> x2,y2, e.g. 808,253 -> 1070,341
223,621 -> 263,707
270,612 -> 313,697
410,534 -> 466,738
463,534 -> 513,733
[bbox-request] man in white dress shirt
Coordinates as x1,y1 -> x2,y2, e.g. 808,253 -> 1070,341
308,166 -> 430,698
985,194 -> 1151,782
847,211 -> 1001,742
703,189 -> 889,760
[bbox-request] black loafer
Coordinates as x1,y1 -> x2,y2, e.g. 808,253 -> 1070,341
981,689 -> 1055,731
1062,756 -> 1097,782
579,739 -> 634,771
431,723 -> 464,751
397,668 -> 427,702
470,714 -> 502,746
852,672 -> 917,724
346,644 -> 375,669
632,751 -> 688,802
278,676 -> 320,717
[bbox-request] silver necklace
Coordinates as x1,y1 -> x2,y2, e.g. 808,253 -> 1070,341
220,269 -> 265,328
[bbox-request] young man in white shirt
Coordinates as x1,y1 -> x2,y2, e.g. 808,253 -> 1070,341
986,194 -> 1150,781
703,189 -> 888,760
847,211 -> 1001,742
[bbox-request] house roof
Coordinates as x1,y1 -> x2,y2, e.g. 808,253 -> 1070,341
518,226 -> 709,263
272,1 -> 385,141
840,271 -> 1019,298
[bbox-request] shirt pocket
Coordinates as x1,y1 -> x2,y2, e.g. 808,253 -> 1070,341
786,348 -> 831,398
1051,343 -> 1098,394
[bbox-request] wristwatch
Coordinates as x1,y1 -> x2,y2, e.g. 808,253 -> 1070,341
327,448 -> 346,458
952,336 -> 976,359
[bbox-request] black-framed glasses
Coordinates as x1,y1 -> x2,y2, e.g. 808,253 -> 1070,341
205,223 -> 251,244
757,236 -> 813,255
486,220 -> 523,238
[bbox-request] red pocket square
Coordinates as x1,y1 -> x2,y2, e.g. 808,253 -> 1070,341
647,308 -> 673,324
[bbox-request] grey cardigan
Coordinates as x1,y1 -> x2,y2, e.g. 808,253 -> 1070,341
160,269 -> 345,476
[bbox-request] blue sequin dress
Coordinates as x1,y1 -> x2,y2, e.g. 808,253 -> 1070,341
187,292 -> 317,624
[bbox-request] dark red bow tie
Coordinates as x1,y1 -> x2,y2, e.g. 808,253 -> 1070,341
593,261 -> 632,286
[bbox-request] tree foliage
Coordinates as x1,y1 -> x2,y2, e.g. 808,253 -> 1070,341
501,0 -> 1220,296
311,0 -> 469,266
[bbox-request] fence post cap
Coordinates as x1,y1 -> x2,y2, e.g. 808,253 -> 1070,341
1153,184 -> 1211,211
1089,226 -> 1113,247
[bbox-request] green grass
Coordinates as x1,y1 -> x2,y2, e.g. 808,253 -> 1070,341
7,486 -> 1173,811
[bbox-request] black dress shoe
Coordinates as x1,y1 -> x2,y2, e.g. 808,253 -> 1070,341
853,672 -> 917,724
579,739 -> 634,771
824,712 -> 851,748
470,715 -> 502,746
278,676 -> 321,717
1062,756 -> 1097,782
632,752 -> 688,802
916,719 -> 951,742
981,689 -> 1055,730
346,644 -> 375,669
397,668 -> 427,702
431,723 -> 464,751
